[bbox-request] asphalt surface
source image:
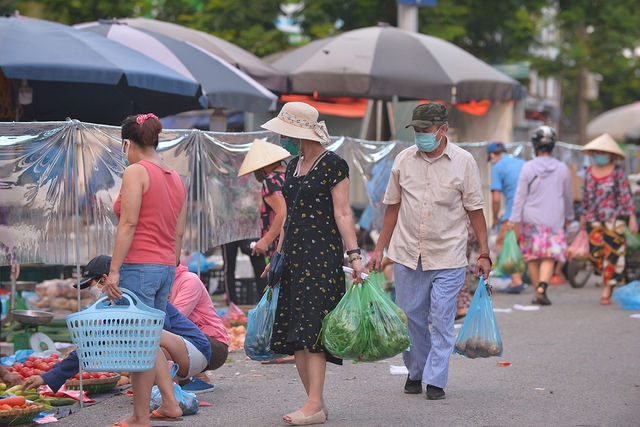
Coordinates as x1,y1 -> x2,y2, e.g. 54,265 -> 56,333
51,280 -> 640,427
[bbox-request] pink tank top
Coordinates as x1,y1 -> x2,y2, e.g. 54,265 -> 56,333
114,160 -> 186,265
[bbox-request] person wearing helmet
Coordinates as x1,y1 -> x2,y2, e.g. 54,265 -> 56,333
504,126 -> 574,305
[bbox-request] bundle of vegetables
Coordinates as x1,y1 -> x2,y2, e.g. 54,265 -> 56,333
244,286 -> 287,361
0,385 -> 76,410
323,280 -> 410,362
322,284 -> 367,360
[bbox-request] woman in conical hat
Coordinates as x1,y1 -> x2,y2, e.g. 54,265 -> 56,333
238,139 -> 290,257
580,133 -> 637,305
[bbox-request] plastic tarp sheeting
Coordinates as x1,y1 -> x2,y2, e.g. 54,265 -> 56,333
0,120 -> 593,266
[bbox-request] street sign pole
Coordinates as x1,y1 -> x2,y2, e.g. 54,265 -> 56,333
397,3 -> 418,32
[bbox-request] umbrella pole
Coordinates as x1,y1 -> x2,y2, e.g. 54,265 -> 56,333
196,136 -> 202,277
72,121 -> 84,409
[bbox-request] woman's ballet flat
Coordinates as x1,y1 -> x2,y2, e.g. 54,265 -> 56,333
283,409 -> 326,426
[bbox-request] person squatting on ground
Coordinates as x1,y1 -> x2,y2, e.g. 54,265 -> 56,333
171,263 -> 230,391
23,256 -> 210,422
505,126 -> 574,306
368,102 -> 492,401
487,142 -> 526,294
103,113 -> 188,427
260,102 -> 365,426
579,133 -> 637,305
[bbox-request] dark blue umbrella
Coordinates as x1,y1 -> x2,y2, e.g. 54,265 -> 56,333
0,16 -> 206,125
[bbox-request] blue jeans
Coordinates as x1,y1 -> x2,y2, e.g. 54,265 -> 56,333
119,264 -> 176,310
394,260 -> 465,389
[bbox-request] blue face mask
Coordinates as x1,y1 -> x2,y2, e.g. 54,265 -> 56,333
122,140 -> 130,167
281,137 -> 299,156
593,153 -> 611,166
415,128 -> 442,153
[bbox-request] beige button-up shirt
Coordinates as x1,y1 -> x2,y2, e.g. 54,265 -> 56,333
383,141 -> 484,271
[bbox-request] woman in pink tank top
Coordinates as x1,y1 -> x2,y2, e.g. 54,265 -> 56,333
103,113 -> 187,425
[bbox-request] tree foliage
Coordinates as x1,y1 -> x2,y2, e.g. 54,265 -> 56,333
4,0 -> 640,120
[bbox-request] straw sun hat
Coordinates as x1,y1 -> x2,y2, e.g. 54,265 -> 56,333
261,102 -> 331,146
237,139 -> 291,177
581,133 -> 625,159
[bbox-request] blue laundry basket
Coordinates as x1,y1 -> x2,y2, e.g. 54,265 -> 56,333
66,288 -> 165,372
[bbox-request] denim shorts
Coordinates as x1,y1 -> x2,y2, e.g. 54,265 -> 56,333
119,264 -> 176,310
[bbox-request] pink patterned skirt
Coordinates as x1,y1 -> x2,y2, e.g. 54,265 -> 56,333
520,223 -> 567,263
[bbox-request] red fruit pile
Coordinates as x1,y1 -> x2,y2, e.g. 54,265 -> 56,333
70,371 -> 117,380
7,354 -> 61,381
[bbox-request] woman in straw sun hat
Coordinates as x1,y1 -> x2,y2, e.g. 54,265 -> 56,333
580,133 -> 638,305
238,139 -> 290,258
260,102 -> 365,426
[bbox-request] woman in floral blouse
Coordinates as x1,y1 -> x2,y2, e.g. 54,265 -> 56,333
580,134 -> 638,305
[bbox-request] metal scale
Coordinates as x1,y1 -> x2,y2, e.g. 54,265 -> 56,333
1,280 -> 55,352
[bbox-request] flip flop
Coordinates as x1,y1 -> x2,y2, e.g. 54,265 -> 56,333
150,410 -> 183,421
113,422 -> 130,427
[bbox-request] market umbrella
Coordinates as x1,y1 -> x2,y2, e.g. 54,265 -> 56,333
75,21 -> 278,114
269,24 -> 520,102
587,102 -> 640,141
0,16 -> 206,125
98,17 -> 287,94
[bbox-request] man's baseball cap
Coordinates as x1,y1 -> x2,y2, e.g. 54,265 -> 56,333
76,255 -> 111,289
487,142 -> 506,160
405,102 -> 449,128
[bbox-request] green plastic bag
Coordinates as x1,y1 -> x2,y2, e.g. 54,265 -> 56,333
321,284 -> 367,360
625,227 -> 640,253
494,230 -> 526,276
322,280 -> 410,362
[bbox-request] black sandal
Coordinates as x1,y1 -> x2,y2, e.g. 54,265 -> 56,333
532,282 -> 551,305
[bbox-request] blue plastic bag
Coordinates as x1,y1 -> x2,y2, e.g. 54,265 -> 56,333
612,281 -> 640,310
244,285 -> 288,361
453,276 -> 503,359
149,363 -> 199,415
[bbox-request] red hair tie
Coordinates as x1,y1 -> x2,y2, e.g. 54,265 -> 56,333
136,113 -> 158,125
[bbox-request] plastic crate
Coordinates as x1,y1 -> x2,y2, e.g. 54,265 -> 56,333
200,268 -> 225,295
233,278 -> 261,305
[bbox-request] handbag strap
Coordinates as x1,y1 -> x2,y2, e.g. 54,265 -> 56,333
279,151 -> 329,252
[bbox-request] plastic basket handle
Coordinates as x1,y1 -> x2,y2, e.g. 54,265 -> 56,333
86,288 -> 160,316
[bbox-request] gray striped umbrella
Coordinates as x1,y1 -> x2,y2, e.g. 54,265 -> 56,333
75,21 -> 278,114
116,17 -> 288,94
270,24 -> 520,103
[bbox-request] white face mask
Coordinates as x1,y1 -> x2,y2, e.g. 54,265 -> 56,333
88,285 -> 105,302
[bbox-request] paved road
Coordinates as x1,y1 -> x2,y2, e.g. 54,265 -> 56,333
53,281 -> 640,427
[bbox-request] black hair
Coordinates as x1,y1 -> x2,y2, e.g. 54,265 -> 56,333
121,114 -> 162,148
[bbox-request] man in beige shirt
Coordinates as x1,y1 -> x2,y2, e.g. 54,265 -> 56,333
368,102 -> 491,400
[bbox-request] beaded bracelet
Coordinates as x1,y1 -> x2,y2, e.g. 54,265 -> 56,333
348,255 -> 363,263
346,248 -> 361,255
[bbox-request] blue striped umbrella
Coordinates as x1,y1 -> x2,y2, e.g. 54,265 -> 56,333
0,16 -> 206,124
75,21 -> 278,114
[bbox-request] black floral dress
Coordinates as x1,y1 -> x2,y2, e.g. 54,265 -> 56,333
271,151 -> 348,365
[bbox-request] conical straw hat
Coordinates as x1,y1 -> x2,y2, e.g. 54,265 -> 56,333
238,139 -> 291,177
581,133 -> 625,159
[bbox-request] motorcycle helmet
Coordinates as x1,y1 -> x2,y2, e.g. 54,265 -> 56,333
531,126 -> 557,153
